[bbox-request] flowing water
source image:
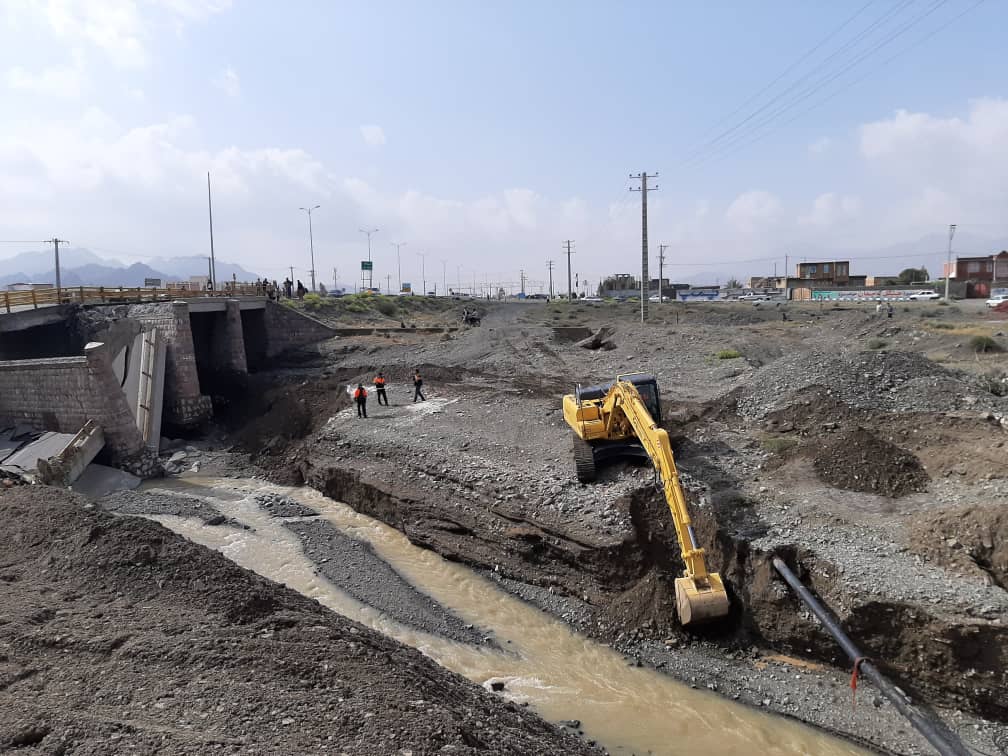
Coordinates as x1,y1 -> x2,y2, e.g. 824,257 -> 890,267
143,476 -> 866,756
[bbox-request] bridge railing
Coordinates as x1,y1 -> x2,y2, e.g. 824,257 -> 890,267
2,285 -> 268,313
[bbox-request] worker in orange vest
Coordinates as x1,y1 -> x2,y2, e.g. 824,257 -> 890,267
353,383 -> 368,418
374,372 -> 389,406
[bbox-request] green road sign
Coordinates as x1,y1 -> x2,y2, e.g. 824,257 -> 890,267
361,260 -> 373,271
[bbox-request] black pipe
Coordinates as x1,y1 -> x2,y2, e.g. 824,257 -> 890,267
771,557 -> 970,756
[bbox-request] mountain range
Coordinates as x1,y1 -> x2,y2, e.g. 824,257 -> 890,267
0,248 -> 262,289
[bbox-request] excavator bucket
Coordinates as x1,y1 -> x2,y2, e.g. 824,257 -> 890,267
675,573 -> 730,626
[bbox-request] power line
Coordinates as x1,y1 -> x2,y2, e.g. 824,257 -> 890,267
682,0 -> 878,163
686,0 -> 953,170
706,0 -> 987,166
681,0 -> 916,167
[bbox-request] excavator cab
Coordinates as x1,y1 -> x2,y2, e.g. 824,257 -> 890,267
562,374 -> 731,626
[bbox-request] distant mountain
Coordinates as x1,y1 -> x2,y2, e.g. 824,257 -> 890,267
0,248 -> 261,288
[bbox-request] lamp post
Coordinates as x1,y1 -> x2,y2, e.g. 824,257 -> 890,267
944,224 -> 957,302
299,205 -> 320,291
391,241 -> 406,293
359,227 -> 378,290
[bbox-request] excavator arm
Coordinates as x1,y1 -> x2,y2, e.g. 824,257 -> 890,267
601,380 -> 730,625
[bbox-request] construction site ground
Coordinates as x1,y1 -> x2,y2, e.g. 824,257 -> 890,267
5,296 -> 1008,754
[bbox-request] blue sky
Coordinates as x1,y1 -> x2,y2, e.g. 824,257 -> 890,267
2,1 -> 1006,291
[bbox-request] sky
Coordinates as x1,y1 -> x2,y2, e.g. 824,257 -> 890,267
1,0 -> 1007,293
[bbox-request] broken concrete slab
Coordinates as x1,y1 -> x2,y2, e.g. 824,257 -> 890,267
71,463 -> 141,499
36,420 -> 105,486
574,326 -> 617,351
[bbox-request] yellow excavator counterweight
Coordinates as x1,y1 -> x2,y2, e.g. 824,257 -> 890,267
563,374 -> 730,626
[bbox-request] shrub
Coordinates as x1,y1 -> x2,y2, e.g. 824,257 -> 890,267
867,338 -> 887,350
970,335 -> 1000,353
374,297 -> 399,316
762,437 -> 798,454
932,322 -> 955,330
980,370 -> 1008,397
716,349 -> 741,359
302,293 -> 323,311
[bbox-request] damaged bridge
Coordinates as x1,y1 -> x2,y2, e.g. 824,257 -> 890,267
0,297 -> 334,478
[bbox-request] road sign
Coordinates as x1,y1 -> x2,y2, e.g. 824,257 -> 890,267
144,278 -> 162,287
361,260 -> 373,271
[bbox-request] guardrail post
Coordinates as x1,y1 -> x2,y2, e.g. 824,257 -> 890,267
31,289 -> 37,309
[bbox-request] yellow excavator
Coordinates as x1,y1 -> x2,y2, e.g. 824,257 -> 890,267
563,373 -> 730,626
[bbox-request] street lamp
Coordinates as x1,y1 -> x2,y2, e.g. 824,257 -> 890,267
416,251 -> 427,295
299,205 -> 320,292
944,224 -> 957,302
359,227 -> 378,290
391,241 -> 406,293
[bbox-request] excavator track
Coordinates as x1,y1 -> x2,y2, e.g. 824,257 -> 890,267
573,435 -> 596,483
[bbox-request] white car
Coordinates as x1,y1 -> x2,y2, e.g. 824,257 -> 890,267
987,294 -> 1008,308
908,290 -> 941,300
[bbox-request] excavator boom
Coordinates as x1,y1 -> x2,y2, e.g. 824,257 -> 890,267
564,375 -> 730,626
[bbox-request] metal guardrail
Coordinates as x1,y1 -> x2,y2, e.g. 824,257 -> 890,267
1,285 -> 266,314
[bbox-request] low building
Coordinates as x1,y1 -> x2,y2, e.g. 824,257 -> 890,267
866,274 -> 900,287
598,273 -> 639,300
943,251 -> 1008,282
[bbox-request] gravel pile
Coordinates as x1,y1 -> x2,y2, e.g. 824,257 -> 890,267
101,489 -> 229,525
735,349 -> 1004,418
254,492 -> 318,517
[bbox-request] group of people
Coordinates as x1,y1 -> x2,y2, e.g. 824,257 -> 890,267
875,301 -> 895,318
353,370 -> 426,418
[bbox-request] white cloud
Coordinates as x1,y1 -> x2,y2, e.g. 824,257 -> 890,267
799,193 -> 861,227
725,190 -> 782,233
359,125 -> 386,146
6,0 -> 232,68
5,62 -> 85,98
212,66 -> 240,97
808,137 -> 832,155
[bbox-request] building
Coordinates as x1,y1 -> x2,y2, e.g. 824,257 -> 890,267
866,275 -> 901,287
794,260 -> 864,285
943,251 -> 1008,282
598,273 -> 639,300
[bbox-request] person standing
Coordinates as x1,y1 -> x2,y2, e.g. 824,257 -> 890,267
374,372 -> 389,406
353,383 -> 368,418
413,369 -> 425,403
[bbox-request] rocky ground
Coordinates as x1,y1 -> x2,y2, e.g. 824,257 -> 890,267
223,297 -> 1008,754
0,486 -> 600,755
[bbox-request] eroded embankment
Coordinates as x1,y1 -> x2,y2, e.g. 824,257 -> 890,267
300,458 -> 1008,724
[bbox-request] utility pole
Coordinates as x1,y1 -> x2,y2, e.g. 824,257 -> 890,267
630,172 -> 658,322
456,265 -> 462,296
333,267 -> 338,290
440,259 -> 447,298
520,269 -> 526,296
547,260 -> 554,299
563,240 -> 575,301
391,242 -> 406,292
300,205 -> 321,291
207,172 -> 217,290
359,227 -> 378,290
51,238 -> 69,295
944,224 -> 957,302
289,266 -> 295,287
658,243 -> 668,304
386,274 -> 391,294
417,251 -> 426,295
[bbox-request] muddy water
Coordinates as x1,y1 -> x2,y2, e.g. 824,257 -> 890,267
145,477 -> 865,756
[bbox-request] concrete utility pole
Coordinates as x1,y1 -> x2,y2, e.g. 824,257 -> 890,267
547,260 -> 554,299
563,240 -> 575,301
333,267 -> 338,290
630,172 -> 658,322
520,269 -> 526,296
359,227 -> 378,290
207,173 -> 217,290
456,265 -> 462,295
386,274 -> 391,294
391,242 -> 406,292
417,251 -> 426,295
300,205 -> 321,292
944,224 -> 957,302
51,238 -> 69,295
440,259 -> 447,297
658,243 -> 668,304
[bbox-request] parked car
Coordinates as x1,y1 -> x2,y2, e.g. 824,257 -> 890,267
908,290 -> 941,300
986,294 -> 1008,308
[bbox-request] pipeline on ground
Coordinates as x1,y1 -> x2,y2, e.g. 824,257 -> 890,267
772,557 -> 971,756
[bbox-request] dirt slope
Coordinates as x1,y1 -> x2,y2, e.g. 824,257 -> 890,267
0,487 -> 600,756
